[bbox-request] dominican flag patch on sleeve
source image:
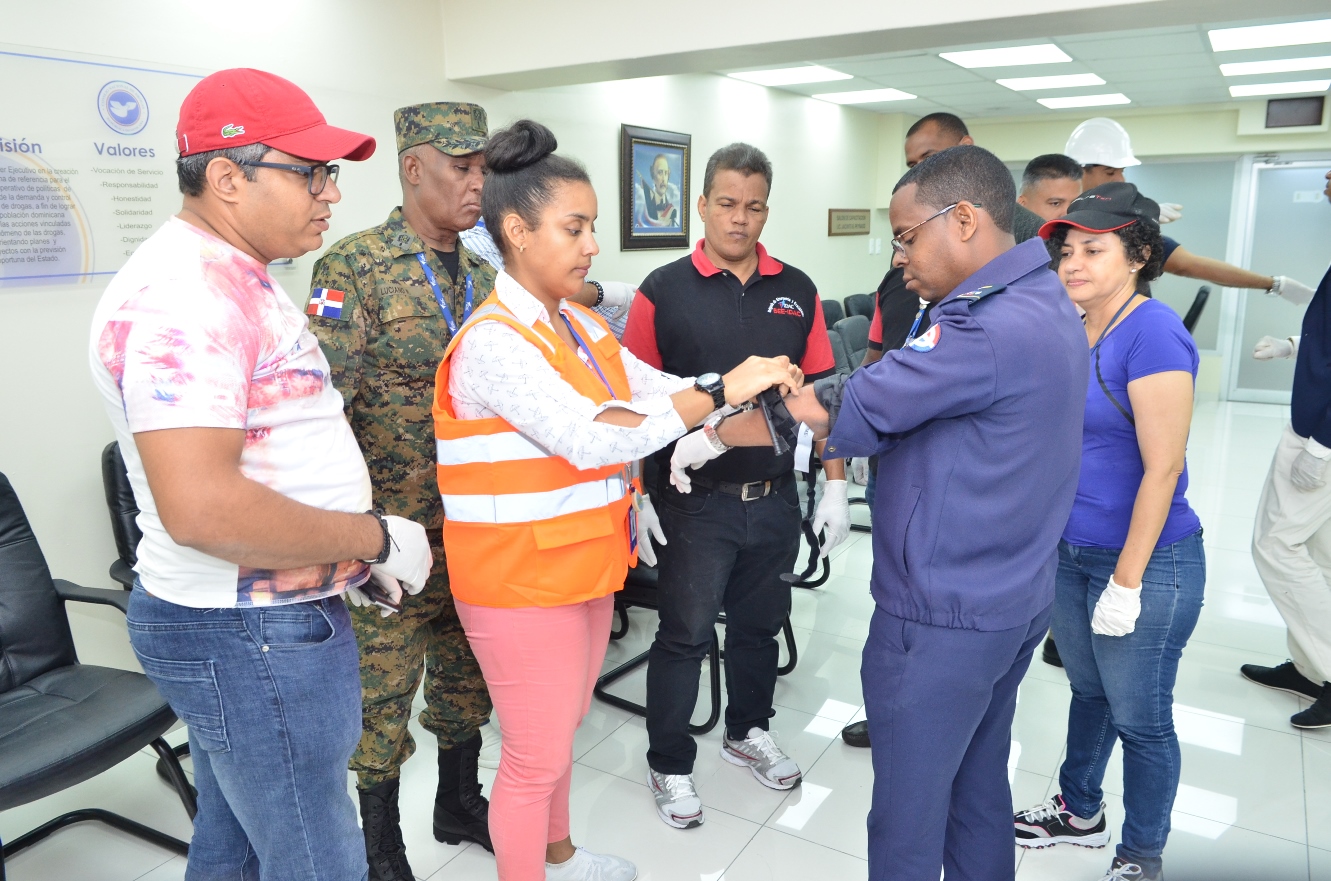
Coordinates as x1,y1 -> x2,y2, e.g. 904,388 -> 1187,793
307,288 -> 346,320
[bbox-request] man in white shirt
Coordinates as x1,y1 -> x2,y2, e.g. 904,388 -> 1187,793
89,68 -> 432,881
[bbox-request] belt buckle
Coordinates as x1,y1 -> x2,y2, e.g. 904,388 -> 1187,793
740,480 -> 768,502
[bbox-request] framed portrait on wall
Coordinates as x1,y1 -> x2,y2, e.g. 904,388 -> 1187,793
619,124 -> 690,250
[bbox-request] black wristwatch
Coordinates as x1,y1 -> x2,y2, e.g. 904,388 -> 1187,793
694,372 -> 726,409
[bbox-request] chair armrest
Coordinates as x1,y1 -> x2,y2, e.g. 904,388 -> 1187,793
53,579 -> 131,615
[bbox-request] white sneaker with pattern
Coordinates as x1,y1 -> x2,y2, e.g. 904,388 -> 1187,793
647,768 -> 704,828
545,846 -> 637,881
720,727 -> 802,790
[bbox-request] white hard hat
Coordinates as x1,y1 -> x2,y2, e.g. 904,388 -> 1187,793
1064,117 -> 1140,169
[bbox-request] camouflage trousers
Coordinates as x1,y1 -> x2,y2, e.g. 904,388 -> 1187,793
349,543 -> 492,788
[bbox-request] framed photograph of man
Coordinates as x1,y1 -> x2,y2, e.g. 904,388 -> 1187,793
619,124 -> 690,250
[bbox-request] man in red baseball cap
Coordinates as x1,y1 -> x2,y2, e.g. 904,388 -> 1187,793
89,69 -> 422,881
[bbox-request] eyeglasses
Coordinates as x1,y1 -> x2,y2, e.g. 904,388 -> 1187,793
890,202 -> 982,256
236,160 -> 340,195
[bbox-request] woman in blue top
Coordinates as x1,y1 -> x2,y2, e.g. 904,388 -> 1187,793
1012,183 -> 1204,881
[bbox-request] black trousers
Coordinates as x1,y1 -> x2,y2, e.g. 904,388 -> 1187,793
645,476 -> 800,775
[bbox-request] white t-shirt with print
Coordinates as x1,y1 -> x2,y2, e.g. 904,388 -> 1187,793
89,216 -> 372,608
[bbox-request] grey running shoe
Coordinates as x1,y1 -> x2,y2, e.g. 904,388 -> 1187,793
647,768 -> 703,829
720,727 -> 802,790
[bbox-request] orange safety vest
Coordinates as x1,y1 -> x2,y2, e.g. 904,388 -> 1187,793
432,294 -> 638,608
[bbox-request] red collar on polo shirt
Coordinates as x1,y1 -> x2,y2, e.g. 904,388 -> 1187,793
689,239 -> 784,278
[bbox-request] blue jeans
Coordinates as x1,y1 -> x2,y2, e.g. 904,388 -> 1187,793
127,585 -> 367,881
1054,531 -> 1205,874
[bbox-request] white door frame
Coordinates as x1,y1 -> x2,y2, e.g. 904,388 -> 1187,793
1220,153 -> 1331,403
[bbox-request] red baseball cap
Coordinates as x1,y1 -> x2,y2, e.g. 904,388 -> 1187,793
176,68 -> 375,162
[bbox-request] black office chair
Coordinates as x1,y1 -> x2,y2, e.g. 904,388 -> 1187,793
0,472 -> 195,876
596,563 -> 798,735
843,293 -> 874,320
100,442 -> 194,795
1182,286 -> 1210,335
822,298 -> 845,328
834,315 -> 871,369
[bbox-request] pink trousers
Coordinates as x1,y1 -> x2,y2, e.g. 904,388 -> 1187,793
454,594 -> 613,881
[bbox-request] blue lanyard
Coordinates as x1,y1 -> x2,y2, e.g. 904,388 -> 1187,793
415,252 -> 473,335
902,301 -> 927,348
559,313 -> 618,401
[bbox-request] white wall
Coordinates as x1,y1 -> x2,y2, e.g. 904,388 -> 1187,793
0,1 -> 888,670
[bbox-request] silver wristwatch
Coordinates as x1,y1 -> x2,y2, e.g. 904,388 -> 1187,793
701,411 -> 731,454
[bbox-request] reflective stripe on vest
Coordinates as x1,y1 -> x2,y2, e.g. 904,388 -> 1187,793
435,431 -> 551,466
441,474 -> 627,524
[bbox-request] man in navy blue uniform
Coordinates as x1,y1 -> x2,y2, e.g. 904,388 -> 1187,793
788,145 -> 1088,881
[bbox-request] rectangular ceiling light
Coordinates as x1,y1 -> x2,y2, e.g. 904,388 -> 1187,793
813,87 -> 918,104
1208,19 -> 1331,52
997,73 -> 1106,91
940,44 -> 1072,69
728,65 -> 853,87
1037,93 -> 1131,109
1229,79 -> 1330,97
1220,56 -> 1331,77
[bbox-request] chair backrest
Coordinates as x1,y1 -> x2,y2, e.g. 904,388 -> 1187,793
101,442 -> 141,567
821,298 -> 845,328
843,293 -> 875,320
0,472 -> 78,693
1182,286 -> 1210,335
834,315 -> 871,369
827,328 -> 853,376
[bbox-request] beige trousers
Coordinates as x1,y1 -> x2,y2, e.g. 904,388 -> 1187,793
1252,422 -> 1331,685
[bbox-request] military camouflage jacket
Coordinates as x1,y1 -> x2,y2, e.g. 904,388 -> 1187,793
307,208 -> 498,532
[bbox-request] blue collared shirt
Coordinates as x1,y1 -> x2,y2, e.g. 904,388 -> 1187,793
826,238 -> 1088,631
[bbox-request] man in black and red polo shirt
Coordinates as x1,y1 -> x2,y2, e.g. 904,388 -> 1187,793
622,142 -> 847,830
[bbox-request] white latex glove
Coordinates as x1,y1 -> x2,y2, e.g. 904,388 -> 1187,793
1291,441 -> 1331,491
343,571 -> 405,618
849,457 -> 870,485
1271,276 -> 1316,306
636,494 -> 666,567
1253,335 -> 1295,361
595,281 -> 636,322
669,429 -> 725,493
1157,202 -> 1183,223
812,479 -> 851,558
1091,575 -> 1142,637
370,515 -> 432,595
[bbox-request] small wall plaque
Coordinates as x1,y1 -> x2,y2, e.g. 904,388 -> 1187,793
828,208 -> 871,237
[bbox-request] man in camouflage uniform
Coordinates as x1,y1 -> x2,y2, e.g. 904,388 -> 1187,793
307,102 -> 496,881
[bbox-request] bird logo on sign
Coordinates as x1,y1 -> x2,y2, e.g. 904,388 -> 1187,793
97,80 -> 149,136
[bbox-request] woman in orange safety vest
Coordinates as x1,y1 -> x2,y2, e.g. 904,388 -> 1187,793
432,119 -> 800,881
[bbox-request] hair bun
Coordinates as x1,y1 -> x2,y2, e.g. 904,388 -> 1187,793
485,119 -> 557,173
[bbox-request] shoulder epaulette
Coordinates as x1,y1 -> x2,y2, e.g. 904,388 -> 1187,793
957,284 -> 1006,306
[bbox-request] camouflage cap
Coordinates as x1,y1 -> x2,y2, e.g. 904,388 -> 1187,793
393,102 -> 488,156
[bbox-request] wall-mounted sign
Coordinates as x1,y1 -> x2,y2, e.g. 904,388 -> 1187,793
0,45 -> 203,289
828,208 -> 871,237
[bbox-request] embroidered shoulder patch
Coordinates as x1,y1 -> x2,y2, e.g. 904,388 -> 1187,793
908,324 -> 941,352
307,288 -> 347,320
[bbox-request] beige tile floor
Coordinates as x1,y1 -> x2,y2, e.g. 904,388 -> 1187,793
3,401 -> 1326,880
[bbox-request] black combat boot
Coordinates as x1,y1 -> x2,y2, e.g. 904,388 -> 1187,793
358,777 -> 414,881
434,733 -> 494,852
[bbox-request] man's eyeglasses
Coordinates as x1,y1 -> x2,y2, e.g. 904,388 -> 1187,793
236,160 -> 340,195
890,202 -> 981,256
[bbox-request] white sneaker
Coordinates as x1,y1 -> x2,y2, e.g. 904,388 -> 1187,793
478,720 -> 501,770
721,727 -> 802,790
545,846 -> 637,881
647,768 -> 704,829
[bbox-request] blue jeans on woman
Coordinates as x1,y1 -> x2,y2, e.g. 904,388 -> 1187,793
1053,530 -> 1204,875
127,584 -> 367,881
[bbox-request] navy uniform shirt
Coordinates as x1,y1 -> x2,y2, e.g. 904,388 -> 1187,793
623,240 -> 836,485
825,238 -> 1088,631
1292,263 -> 1331,446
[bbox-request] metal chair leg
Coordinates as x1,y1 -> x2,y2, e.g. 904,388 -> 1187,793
149,736 -> 197,819
593,628 -> 722,735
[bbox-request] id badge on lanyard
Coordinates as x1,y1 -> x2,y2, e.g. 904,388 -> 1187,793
415,253 -> 473,335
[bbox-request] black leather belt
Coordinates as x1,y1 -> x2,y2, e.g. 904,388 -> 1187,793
688,473 -> 792,501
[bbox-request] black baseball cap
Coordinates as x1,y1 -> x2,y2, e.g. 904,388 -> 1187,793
1038,181 -> 1160,239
